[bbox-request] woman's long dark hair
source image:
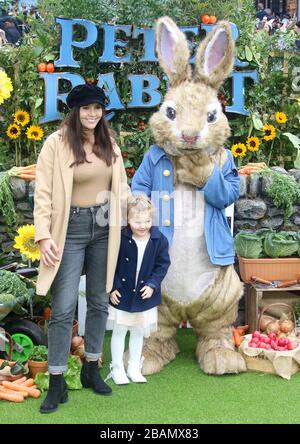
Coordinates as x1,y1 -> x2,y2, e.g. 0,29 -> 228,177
61,106 -> 117,167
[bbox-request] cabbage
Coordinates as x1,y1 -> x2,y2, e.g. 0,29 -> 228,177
234,231 -> 263,258
264,232 -> 299,258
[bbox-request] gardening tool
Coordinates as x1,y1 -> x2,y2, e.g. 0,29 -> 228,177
251,276 -> 300,288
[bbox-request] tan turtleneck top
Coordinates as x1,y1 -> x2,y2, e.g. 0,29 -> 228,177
71,152 -> 112,207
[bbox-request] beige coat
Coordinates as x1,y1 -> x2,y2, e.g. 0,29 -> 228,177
34,130 -> 129,296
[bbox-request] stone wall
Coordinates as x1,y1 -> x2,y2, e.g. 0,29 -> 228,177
0,177 -> 35,255
235,167 -> 300,233
1,168 -> 300,255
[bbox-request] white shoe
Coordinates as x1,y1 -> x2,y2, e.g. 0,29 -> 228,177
106,363 -> 130,385
127,365 -> 147,383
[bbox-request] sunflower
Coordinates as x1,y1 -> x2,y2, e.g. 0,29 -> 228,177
262,124 -> 276,141
246,136 -> 260,152
14,109 -> 30,127
26,125 -> 44,141
6,123 -> 21,140
0,70 -> 13,104
275,112 -> 287,124
14,224 -> 40,262
231,143 -> 247,158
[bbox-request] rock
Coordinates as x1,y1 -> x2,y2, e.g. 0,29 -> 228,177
1,241 -> 14,253
16,202 -> 32,212
0,234 -> 7,243
9,177 -> 26,200
267,206 -> 284,217
28,181 -> 35,194
260,216 -> 284,230
234,219 -> 258,230
248,174 -> 261,198
235,199 -> 267,220
288,169 -> 300,183
270,166 -> 288,175
293,216 -> 300,226
239,174 -> 247,197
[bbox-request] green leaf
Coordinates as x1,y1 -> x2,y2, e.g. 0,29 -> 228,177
123,159 -> 133,168
251,113 -> 263,130
294,148 -> 300,169
35,98 -> 44,109
44,54 -> 55,62
32,46 -> 43,57
283,132 -> 300,149
245,45 -> 253,62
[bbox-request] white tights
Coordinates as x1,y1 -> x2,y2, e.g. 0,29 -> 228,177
111,324 -> 144,368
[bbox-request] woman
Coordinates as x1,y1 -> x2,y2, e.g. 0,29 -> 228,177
34,84 -> 129,413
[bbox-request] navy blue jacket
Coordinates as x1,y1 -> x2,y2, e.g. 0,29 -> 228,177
111,226 -> 170,313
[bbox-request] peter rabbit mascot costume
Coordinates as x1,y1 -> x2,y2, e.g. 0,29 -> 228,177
131,17 -> 246,375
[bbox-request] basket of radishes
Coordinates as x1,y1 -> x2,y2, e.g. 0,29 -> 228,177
239,303 -> 300,379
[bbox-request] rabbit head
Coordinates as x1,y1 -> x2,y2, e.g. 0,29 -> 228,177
150,16 -> 234,158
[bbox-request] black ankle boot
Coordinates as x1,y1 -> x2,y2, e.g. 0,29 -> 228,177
80,360 -> 112,395
40,374 -> 68,414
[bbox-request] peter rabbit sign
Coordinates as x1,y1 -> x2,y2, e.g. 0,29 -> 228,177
39,17 -> 258,123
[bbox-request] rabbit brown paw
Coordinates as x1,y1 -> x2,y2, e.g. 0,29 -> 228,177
198,347 -> 246,375
176,153 -> 214,187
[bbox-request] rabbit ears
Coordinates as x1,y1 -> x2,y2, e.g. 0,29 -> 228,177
156,16 -> 234,89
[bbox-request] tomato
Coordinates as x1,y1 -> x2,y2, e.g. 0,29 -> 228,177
38,62 -> 47,72
121,151 -> 129,158
209,15 -> 217,24
201,14 -> 210,24
46,63 -> 55,73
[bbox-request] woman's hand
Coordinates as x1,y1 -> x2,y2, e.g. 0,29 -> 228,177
39,238 -> 60,267
110,290 -> 121,305
140,285 -> 154,299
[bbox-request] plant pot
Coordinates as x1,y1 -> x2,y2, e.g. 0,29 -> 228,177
27,360 -> 48,378
238,256 -> 300,283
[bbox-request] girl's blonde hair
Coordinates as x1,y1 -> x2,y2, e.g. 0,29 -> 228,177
127,194 -> 154,219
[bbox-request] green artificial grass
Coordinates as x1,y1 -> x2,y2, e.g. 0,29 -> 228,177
1,328 -> 300,424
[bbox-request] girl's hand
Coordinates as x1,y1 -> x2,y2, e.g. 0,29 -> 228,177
39,238 -> 60,267
110,290 -> 121,305
140,285 -> 154,299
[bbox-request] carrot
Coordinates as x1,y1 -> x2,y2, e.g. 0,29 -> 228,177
0,385 -> 28,398
2,381 -> 40,398
0,391 -> 24,402
17,174 -> 36,181
232,327 -> 242,347
247,162 -> 267,167
21,378 -> 35,387
12,376 -> 27,385
15,170 -> 36,176
18,164 -> 36,170
236,325 -> 249,335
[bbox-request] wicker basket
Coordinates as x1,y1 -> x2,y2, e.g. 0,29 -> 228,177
0,332 -> 27,383
239,303 -> 300,379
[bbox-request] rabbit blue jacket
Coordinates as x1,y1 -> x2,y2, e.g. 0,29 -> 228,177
131,144 -> 240,266
111,226 -> 170,312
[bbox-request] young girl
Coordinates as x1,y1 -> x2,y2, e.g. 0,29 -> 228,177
107,195 -> 170,384
34,84 -> 129,413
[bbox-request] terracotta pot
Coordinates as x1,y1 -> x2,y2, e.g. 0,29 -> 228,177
27,360 -> 48,378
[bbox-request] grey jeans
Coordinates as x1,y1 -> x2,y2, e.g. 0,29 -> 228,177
48,205 -> 109,373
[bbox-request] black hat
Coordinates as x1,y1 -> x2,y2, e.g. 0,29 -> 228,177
66,84 -> 108,109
